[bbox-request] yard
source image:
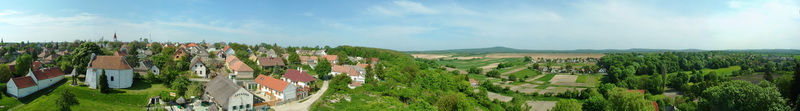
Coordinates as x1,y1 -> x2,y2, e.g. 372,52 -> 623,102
506,69 -> 541,78
10,77 -> 174,111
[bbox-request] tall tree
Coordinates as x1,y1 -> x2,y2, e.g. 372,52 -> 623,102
790,61 -> 800,107
71,42 -> 102,75
55,89 -> 79,111
15,54 -> 33,77
314,58 -> 332,79
99,69 -> 109,93
699,80 -> 789,111
0,64 -> 11,82
765,61 -> 777,82
288,53 -> 300,65
607,88 -> 655,111
583,95 -> 609,111
553,99 -> 582,111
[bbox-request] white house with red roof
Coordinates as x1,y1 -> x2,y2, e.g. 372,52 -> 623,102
6,67 -> 66,98
330,65 -> 366,89
225,56 -> 254,79
281,69 -> 316,88
254,75 -> 296,102
216,46 -> 235,59
85,54 -> 134,89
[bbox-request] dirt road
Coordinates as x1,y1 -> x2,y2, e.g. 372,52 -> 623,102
272,81 -> 329,111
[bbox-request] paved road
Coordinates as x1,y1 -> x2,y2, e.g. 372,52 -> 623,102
272,81 -> 329,111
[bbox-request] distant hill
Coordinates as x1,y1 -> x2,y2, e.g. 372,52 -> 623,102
406,46 -> 800,54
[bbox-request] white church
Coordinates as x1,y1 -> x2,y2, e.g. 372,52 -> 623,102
85,54 -> 134,89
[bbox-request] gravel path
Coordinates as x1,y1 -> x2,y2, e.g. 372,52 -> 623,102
272,81 -> 329,111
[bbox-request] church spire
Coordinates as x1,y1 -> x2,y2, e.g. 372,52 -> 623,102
113,31 -> 118,42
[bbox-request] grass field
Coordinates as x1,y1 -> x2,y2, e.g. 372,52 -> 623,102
576,74 -> 602,87
535,74 -> 557,81
667,66 -> 741,76
469,74 -> 501,83
11,77 -> 174,111
507,69 -> 541,78
0,83 -> 23,111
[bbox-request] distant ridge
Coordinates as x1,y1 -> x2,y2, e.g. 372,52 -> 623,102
406,46 -> 800,54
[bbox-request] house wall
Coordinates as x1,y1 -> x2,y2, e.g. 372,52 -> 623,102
227,88 -> 254,111
86,68 -> 134,89
192,63 -> 207,77
283,85 -> 297,101
235,71 -> 253,79
36,75 -> 64,90
6,79 -> 38,98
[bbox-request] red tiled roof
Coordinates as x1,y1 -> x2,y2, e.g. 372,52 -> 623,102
283,69 -> 316,82
627,90 -> 646,94
89,56 -> 132,70
186,43 -> 198,47
469,79 -> 478,84
350,82 -> 362,87
323,55 -> 337,61
332,65 -> 360,76
12,76 -> 37,88
225,56 -> 240,64
356,64 -> 370,69
32,62 -> 42,70
371,58 -> 379,62
255,75 -> 290,92
257,57 -> 285,67
230,61 -> 254,72
114,51 -> 128,56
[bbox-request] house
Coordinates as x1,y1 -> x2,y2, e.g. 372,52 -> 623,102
173,48 -> 188,60
204,77 -> 254,111
134,60 -> 160,75
322,55 -> 337,64
85,54 -> 134,89
598,68 -> 608,73
256,57 -> 285,69
114,51 -> 128,57
469,79 -> 479,87
331,65 -> 365,88
225,56 -> 254,79
281,69 -> 316,98
191,56 -> 208,78
217,46 -> 235,59
6,67 -> 65,98
254,75 -> 297,102
299,56 -> 318,66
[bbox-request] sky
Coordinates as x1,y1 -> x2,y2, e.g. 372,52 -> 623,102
0,0 -> 798,51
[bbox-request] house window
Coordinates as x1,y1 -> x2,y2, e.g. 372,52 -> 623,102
246,104 -> 251,108
232,106 -> 237,110
111,76 -> 114,81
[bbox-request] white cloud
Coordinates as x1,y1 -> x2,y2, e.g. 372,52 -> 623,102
368,0 -> 439,16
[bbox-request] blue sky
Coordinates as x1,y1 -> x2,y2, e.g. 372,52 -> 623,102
0,0 -> 798,51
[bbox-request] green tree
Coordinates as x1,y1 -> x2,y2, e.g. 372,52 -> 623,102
789,61 -> 800,105
15,54 -> 32,76
54,89 -> 79,111
467,67 -> 483,74
185,82 -> 202,97
288,53 -> 300,65
99,69 -> 109,93
0,64 -> 11,82
553,99 -> 582,111
434,93 -> 470,111
150,43 -> 162,54
486,70 -> 500,78
583,95 -> 609,111
699,80 -> 789,111
606,88 -> 655,111
171,76 -> 190,96
71,42 -> 102,75
764,61 -> 776,82
314,58 -> 332,79
331,73 -> 352,92
523,56 -> 532,62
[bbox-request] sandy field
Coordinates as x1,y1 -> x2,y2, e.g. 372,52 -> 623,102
484,53 -> 605,59
411,54 -> 451,59
527,101 -> 557,111
549,75 -> 585,86
499,83 -> 541,93
480,63 -> 500,71
488,92 -> 514,102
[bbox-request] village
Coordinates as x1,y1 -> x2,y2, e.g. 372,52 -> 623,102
0,34 -> 379,111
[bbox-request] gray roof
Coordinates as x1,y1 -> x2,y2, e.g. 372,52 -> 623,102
190,56 -> 204,66
205,76 -> 243,109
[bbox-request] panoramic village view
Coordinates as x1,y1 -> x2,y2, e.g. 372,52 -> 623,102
1,0 -> 800,111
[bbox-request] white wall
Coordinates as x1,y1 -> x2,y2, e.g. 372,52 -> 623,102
193,63 -> 207,77
235,71 -> 253,79
283,85 -> 297,101
227,88 -> 254,111
86,68 -> 134,89
6,79 -> 38,98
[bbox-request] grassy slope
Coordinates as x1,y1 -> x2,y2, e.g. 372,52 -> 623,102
507,69 -> 541,78
13,78 -> 173,111
535,74 -> 557,81
667,66 -> 741,76
0,83 -> 23,111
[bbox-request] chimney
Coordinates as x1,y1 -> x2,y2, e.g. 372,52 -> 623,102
88,53 -> 96,67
